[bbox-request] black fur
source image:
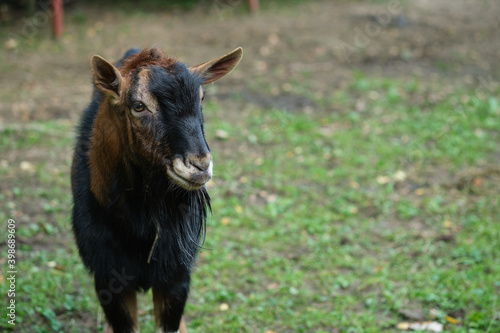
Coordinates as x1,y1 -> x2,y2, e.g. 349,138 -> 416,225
71,49 -> 211,333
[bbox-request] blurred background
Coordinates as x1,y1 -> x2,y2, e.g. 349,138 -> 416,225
1,0 -> 499,332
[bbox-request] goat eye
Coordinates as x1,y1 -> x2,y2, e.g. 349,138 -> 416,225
132,102 -> 146,112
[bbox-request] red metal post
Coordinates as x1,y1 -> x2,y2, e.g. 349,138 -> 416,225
51,0 -> 63,39
248,0 -> 259,13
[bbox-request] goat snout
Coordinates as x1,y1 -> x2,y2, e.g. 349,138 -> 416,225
167,154 -> 212,190
188,154 -> 211,172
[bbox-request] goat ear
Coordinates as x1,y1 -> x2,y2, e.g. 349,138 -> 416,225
90,55 -> 123,100
189,47 -> 243,85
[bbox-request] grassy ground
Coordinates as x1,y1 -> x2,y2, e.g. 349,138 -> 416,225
1,1 -> 500,332
2,73 -> 499,332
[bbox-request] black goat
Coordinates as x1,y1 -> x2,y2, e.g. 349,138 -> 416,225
71,47 -> 243,333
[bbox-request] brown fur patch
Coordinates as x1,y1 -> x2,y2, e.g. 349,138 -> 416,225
152,288 -> 167,331
89,103 -> 125,205
119,48 -> 177,77
88,48 -> 179,205
152,289 -> 188,332
123,289 -> 138,331
180,317 -> 188,333
134,69 -> 159,113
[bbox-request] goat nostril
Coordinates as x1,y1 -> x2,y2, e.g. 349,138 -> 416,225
189,155 -> 211,172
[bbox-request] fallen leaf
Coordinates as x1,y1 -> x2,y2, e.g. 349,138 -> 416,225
221,217 -> 230,226
415,188 -> 425,196
445,315 -> 459,324
215,129 -> 229,140
266,194 -> 277,203
267,282 -> 279,290
397,321 -> 443,332
397,322 -> 411,330
350,181 -> 360,189
412,321 -> 443,332
86,28 -> 96,38
4,38 -> 18,50
234,205 -> 243,213
377,175 -> 391,184
255,60 -> 267,72
394,170 -> 407,181
267,32 -> 280,46
20,161 -> 36,173
356,100 -> 367,111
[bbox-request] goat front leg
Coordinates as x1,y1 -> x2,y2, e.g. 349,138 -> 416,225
95,278 -> 138,333
179,317 -> 188,333
153,283 -> 189,333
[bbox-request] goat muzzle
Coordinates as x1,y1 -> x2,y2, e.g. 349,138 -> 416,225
167,154 -> 212,190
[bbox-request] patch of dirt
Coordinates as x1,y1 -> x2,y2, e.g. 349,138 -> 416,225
1,0 -> 499,123
239,91 -> 316,112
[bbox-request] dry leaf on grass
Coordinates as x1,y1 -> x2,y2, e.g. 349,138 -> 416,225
215,129 -> 229,140
396,321 -> 443,332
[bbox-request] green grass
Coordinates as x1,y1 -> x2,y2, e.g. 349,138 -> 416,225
1,72 -> 500,332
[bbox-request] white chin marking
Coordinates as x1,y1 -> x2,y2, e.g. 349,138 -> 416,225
167,158 -> 211,190
167,167 -> 203,190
